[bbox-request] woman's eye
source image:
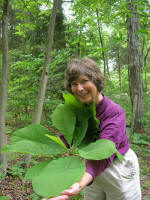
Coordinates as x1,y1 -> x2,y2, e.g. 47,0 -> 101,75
82,79 -> 89,83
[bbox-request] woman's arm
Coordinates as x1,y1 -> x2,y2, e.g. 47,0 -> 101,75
62,172 -> 93,196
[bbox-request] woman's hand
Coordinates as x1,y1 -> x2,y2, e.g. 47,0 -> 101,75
61,182 -> 81,196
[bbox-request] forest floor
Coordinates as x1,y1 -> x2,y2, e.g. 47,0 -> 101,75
0,142 -> 150,200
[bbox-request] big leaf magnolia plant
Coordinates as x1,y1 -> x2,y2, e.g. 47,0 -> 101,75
2,93 -> 123,199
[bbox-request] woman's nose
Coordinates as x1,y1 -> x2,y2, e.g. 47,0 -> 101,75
77,84 -> 84,91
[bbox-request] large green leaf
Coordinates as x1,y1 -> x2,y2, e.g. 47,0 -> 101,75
61,93 -> 100,147
78,139 -> 124,162
86,103 -> 100,127
63,93 -> 84,108
2,124 -> 67,156
52,104 -> 76,145
73,119 -> 88,147
74,103 -> 100,147
25,156 -> 85,198
73,108 -> 89,147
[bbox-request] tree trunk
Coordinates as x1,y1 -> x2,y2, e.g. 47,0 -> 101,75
0,0 -> 9,175
143,47 -> 150,92
117,49 -> 122,93
96,9 -> 106,77
106,55 -> 111,81
126,0 -> 144,130
24,0 -> 58,166
0,20 -> 2,47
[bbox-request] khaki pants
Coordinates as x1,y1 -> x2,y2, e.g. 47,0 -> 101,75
84,149 -> 141,200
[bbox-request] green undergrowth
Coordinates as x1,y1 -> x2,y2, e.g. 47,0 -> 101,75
131,144 -> 150,200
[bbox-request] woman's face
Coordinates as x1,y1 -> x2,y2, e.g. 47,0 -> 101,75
71,74 -> 101,104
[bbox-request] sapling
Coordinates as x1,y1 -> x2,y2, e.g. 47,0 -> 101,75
2,93 -> 123,199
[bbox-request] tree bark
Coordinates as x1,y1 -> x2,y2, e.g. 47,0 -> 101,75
126,0 -> 144,130
24,0 -> 58,166
0,0 -> 9,175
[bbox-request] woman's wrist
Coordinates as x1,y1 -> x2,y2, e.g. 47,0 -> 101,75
78,172 -> 93,191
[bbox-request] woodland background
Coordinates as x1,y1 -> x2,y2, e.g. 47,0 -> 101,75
0,0 -> 150,199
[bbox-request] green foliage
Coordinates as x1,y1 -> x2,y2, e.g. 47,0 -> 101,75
0,0 -> 4,5
8,55 -> 44,127
2,94 -> 123,198
0,164 -> 6,180
7,48 -> 70,129
29,193 -> 40,200
131,133 -> 150,146
9,0 -> 52,52
7,49 -> 71,128
0,196 -> 10,200
131,143 -> 150,199
7,161 -> 25,179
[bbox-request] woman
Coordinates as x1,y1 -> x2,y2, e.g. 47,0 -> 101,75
43,58 -> 141,200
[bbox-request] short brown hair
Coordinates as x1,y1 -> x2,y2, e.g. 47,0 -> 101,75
65,58 -> 105,93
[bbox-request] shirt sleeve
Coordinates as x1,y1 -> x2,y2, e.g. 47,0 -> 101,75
86,110 -> 125,179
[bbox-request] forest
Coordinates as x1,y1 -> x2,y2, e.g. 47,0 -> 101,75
0,0 -> 150,199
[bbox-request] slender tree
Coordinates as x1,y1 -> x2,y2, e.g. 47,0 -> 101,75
0,0 -> 9,174
143,47 -> 150,92
126,0 -> 144,130
24,0 -> 58,166
117,48 -> 122,93
142,0 -> 150,92
96,9 -> 106,77
33,0 -> 58,123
